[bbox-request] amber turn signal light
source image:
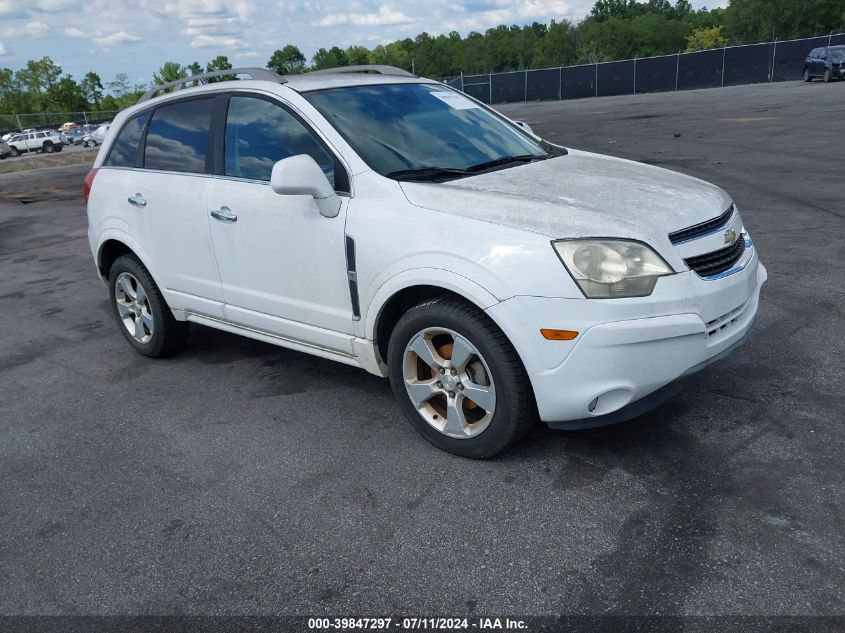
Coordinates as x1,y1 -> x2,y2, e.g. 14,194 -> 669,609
540,329 -> 579,341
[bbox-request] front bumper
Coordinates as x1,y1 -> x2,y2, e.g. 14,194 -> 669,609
486,252 -> 767,427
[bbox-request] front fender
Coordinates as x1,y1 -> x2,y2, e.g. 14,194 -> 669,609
361,266 -> 500,341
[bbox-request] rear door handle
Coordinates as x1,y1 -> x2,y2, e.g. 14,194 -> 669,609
210,208 -> 238,223
128,193 -> 146,207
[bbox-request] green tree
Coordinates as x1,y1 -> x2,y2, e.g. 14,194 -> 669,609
153,61 -> 188,85
80,72 -> 103,107
206,55 -> 234,82
686,25 -> 728,51
267,45 -> 306,74
345,45 -> 370,66
312,46 -> 349,70
726,0 -> 845,42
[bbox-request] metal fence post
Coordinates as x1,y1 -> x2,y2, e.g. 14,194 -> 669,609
524,69 -> 528,102
771,38 -> 777,82
488,73 -> 492,104
460,71 -> 464,93
595,63 -> 598,98
559,66 -> 563,101
721,45 -> 727,87
633,56 -> 637,95
82,111 -> 88,124
675,51 -> 681,92
829,31 -> 833,46
15,114 -> 22,132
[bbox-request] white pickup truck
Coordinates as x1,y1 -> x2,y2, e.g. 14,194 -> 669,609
6,130 -> 64,156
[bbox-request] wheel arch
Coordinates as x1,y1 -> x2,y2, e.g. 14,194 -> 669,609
365,270 -> 505,366
95,233 -> 159,286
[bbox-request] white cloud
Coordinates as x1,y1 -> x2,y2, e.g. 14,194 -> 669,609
0,41 -> 11,56
315,4 -> 416,27
64,26 -> 84,37
190,33 -> 247,49
93,30 -> 142,46
12,21 -> 50,37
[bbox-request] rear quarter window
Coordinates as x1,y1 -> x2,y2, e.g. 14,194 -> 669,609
144,98 -> 214,174
104,111 -> 151,168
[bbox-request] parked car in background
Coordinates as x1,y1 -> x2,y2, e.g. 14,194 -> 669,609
6,130 -> 64,156
82,124 -> 110,147
804,46 -> 845,82
65,125 -> 94,145
85,66 -> 766,457
0,140 -> 11,159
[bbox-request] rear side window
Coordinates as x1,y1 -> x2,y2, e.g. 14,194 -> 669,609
144,98 -> 214,173
224,96 -> 334,185
105,111 -> 150,168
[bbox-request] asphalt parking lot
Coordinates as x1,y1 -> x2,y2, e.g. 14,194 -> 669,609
1,81 -> 843,617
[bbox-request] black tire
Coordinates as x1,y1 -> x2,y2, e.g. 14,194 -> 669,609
9,146 -> 19,157
54,143 -> 63,153
43,141 -> 54,153
108,255 -> 188,358
387,297 -> 535,458
803,68 -> 812,82
823,69 -> 831,83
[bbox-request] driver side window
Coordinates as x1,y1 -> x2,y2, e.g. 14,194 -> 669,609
224,96 -> 335,186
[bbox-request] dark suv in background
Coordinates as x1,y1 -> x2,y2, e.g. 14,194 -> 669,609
804,46 -> 845,82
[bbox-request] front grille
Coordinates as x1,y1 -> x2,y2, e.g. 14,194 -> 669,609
669,205 -> 735,245
685,235 -> 746,278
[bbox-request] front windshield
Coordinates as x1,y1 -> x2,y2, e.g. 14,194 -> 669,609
830,48 -> 845,60
304,83 -> 552,180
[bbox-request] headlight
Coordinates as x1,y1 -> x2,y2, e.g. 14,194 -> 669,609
553,239 -> 674,298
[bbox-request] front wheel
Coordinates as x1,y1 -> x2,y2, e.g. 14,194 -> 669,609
387,297 -> 535,458
803,68 -> 812,82
9,147 -> 19,157
108,255 -> 188,357
43,141 -> 55,153
823,69 -> 832,83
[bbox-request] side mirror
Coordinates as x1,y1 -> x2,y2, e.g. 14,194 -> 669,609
271,154 -> 341,218
514,120 -> 534,135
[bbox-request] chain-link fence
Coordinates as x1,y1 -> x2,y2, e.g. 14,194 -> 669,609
0,110 -> 119,135
442,31 -> 845,104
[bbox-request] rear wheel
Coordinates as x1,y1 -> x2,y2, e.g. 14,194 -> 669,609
108,255 -> 188,358
387,297 -> 535,458
803,68 -> 812,82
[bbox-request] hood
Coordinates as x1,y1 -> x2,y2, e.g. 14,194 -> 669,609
400,148 -> 733,257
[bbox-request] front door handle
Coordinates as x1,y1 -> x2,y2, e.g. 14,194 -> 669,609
127,193 -> 146,207
210,207 -> 238,223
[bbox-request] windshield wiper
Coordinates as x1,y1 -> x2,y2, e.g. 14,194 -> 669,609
386,166 -> 470,182
465,154 -> 548,173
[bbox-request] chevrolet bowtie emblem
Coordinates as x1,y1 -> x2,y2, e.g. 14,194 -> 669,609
724,229 -> 737,244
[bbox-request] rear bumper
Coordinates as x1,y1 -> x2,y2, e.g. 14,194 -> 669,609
486,254 -> 767,426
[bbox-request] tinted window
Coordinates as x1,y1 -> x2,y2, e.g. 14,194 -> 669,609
224,96 -> 334,185
144,98 -> 213,173
105,111 -> 150,168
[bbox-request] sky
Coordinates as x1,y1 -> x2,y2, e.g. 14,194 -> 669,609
0,0 -> 728,86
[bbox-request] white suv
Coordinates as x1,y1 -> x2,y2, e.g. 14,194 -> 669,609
85,66 -> 766,457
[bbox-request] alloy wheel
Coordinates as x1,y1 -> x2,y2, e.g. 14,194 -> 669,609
402,327 -> 496,439
114,272 -> 154,344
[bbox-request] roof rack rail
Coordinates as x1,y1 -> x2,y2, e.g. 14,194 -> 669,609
307,65 -> 416,78
138,67 -> 286,103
